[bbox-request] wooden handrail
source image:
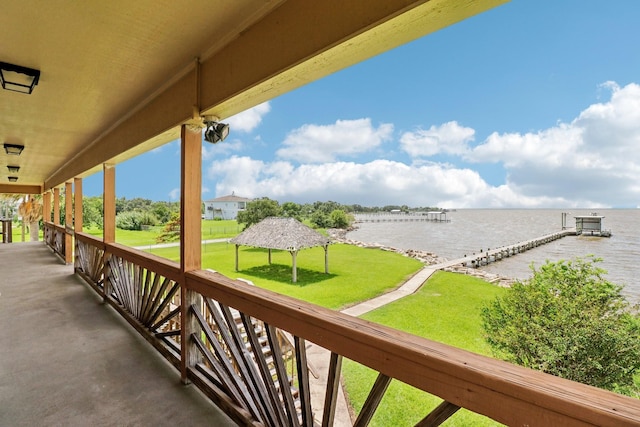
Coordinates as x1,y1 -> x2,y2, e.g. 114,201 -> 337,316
186,269 -> 640,427
68,232 -> 640,426
74,231 -> 106,249
106,242 -> 181,283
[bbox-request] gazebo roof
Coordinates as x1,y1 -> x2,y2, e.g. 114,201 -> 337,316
230,217 -> 329,252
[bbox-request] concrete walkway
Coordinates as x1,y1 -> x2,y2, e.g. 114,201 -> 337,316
340,267 -> 437,317
0,242 -> 235,427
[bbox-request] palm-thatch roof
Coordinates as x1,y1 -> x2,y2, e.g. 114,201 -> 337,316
230,217 -> 329,251
229,217 -> 330,283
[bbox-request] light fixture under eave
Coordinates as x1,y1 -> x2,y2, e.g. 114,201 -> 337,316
0,61 -> 41,94
8,176 -> 18,182
4,143 -> 24,155
204,120 -> 230,144
7,165 -> 20,173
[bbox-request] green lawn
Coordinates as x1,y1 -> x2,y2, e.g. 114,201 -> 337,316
342,271 -> 507,426
83,219 -> 241,247
152,242 -> 424,310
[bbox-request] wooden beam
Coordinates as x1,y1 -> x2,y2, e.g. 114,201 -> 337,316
0,184 -> 42,194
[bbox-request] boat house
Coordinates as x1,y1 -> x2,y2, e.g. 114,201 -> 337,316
574,214 -> 612,237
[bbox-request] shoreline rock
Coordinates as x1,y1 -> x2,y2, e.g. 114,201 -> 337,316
327,227 -> 515,287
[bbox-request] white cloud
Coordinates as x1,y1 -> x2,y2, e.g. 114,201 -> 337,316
204,82 -> 640,208
468,82 -> 640,206
168,188 -> 180,201
400,121 -> 475,157
276,118 -> 393,163
226,102 -> 271,133
207,156 -> 532,208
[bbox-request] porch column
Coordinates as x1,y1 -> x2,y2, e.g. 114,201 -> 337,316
43,190 -> 51,223
74,178 -> 83,232
64,181 -> 73,264
74,178 -> 83,272
103,164 -> 115,302
53,187 -> 60,225
103,164 -> 115,244
180,124 -> 203,383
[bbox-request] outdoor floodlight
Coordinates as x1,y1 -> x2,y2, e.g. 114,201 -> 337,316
6,165 -> 20,173
8,176 -> 18,182
204,120 -> 230,144
3,143 -> 24,155
0,61 -> 41,94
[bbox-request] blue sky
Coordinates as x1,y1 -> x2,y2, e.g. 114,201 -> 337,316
84,1 -> 640,208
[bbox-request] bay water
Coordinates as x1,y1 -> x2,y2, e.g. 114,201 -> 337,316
347,209 -> 640,302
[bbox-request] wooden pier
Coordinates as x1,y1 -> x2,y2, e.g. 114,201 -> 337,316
435,229 -> 576,270
354,211 -> 450,223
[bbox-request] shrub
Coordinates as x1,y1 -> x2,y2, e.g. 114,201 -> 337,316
481,256 -> 640,394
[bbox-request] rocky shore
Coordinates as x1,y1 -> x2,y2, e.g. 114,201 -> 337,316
328,227 -> 516,287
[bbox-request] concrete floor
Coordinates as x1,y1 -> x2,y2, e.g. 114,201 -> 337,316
0,242 -> 236,427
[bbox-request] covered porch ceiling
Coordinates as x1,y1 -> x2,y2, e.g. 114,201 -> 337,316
0,0 -> 507,195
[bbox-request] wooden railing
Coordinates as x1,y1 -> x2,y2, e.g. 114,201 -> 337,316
67,231 -> 640,426
44,222 -> 66,260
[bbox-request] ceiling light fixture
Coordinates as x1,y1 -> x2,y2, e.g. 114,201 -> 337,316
8,176 -> 18,182
7,165 -> 20,173
203,118 -> 230,144
0,61 -> 41,94
4,143 -> 24,155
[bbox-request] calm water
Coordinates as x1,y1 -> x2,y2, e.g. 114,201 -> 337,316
348,209 -> 640,302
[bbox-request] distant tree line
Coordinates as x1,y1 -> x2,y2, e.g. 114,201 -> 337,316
48,195 -> 441,231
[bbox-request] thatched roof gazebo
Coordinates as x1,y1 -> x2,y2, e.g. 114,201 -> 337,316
229,217 -> 330,283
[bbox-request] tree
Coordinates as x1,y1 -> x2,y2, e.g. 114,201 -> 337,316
281,201 -> 302,221
236,197 -> 280,229
329,209 -> 350,229
156,212 -> 180,243
310,211 -> 331,228
481,257 -> 640,394
18,195 -> 43,242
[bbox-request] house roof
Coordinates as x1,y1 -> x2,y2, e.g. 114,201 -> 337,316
205,194 -> 252,203
230,217 -> 330,251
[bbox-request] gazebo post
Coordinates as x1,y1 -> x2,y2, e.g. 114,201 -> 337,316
268,248 -> 272,265
291,250 -> 297,283
324,244 -> 329,274
235,244 -> 239,271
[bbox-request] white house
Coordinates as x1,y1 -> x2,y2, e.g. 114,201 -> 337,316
203,193 -> 252,220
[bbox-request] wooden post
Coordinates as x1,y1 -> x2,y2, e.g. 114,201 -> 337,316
53,187 -> 60,225
291,250 -> 297,283
179,124 -> 202,384
64,182 -> 73,264
324,244 -> 329,274
74,178 -> 83,233
103,164 -> 115,302
43,191 -> 51,223
74,178 -> 83,272
235,244 -> 239,271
